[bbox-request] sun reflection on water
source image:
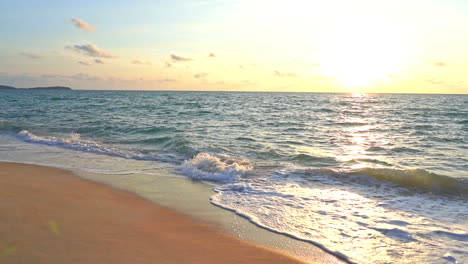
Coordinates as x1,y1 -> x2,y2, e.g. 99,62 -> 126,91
327,94 -> 392,169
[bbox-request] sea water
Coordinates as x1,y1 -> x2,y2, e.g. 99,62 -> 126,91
0,90 -> 466,263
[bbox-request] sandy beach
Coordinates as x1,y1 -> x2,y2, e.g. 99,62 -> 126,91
0,162 -> 307,264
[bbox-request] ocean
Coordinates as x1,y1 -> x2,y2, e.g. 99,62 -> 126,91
0,90 -> 466,263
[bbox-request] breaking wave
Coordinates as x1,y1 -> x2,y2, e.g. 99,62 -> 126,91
327,167 -> 468,198
16,130 -> 153,161
179,153 -> 253,183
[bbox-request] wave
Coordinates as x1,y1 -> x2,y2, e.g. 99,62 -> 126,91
291,153 -> 339,166
302,167 -> 468,198
162,137 -> 198,158
431,230 -> 468,242
366,146 -> 386,152
50,96 -> 69,101
16,130 -> 157,161
353,168 -> 467,197
15,130 -> 199,164
348,158 -> 393,166
371,227 -> 417,242
334,121 -> 369,126
14,130 -> 467,198
235,136 -> 256,142
180,153 -> 253,183
128,136 -> 173,144
318,107 -> 334,113
212,172 -> 468,264
138,126 -> 176,134
0,120 -> 23,132
391,147 -> 422,153
116,126 -> 178,135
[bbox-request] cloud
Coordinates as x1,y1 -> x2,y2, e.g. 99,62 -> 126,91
69,73 -> 102,81
0,72 -> 103,88
41,73 -> 101,81
71,18 -> 96,32
66,44 -> 117,58
157,78 -> 176,83
0,72 -> 179,90
131,59 -> 152,65
20,52 -> 42,59
165,62 -> 173,68
170,54 -> 192,62
433,61 -> 447,67
78,61 -> 92,66
194,73 -> 208,79
209,53 -> 216,57
274,71 -> 297,77
94,59 -> 104,64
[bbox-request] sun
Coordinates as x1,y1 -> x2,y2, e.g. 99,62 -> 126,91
319,18 -> 408,89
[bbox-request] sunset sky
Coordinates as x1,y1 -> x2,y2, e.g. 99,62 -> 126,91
1,0 -> 468,93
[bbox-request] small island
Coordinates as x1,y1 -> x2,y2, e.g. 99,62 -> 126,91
0,85 -> 72,90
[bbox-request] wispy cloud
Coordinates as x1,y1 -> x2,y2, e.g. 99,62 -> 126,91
78,61 -> 92,66
0,72 -> 177,90
131,59 -> 152,65
274,71 -> 297,77
194,73 -> 208,79
66,44 -> 117,58
157,78 -> 176,83
94,59 -> 104,64
171,54 -> 192,62
19,52 -> 42,59
71,18 -> 96,32
42,73 -> 102,81
165,62 -> 173,68
433,61 -> 447,67
209,53 -> 216,57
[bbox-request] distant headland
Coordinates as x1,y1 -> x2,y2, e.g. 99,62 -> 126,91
0,85 -> 72,90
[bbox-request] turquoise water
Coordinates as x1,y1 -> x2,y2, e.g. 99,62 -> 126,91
0,90 -> 467,263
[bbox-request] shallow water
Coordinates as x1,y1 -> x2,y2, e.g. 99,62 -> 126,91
0,90 -> 466,263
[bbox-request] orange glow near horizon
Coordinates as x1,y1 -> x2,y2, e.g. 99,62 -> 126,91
0,0 -> 467,93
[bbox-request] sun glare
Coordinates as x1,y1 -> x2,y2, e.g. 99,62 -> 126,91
319,18 -> 408,89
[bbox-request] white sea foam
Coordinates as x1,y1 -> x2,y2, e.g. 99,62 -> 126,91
180,152 -> 253,183
17,130 -> 112,154
1,133 -> 175,178
211,173 -> 468,264
2,91 -> 466,264
16,130 -> 154,161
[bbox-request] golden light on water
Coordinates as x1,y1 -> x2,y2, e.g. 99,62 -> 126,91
332,95 -> 391,168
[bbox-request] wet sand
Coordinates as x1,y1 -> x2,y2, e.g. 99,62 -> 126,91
0,162 -> 310,264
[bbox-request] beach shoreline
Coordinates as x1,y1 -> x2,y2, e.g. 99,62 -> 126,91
1,90 -> 466,264
0,162 -> 313,264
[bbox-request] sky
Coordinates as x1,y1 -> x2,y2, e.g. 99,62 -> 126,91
1,0 -> 468,93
